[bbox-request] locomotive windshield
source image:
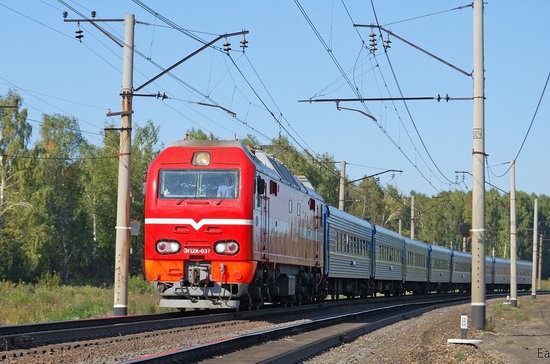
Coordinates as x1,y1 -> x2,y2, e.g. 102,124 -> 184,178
159,169 -> 239,199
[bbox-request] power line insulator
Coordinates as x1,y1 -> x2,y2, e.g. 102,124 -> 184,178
383,37 -> 391,49
63,11 -> 68,19
240,35 -> 248,50
75,25 -> 84,42
223,39 -> 231,53
91,10 -> 96,18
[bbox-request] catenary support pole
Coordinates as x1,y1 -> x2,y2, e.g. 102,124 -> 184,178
538,233 -> 543,290
113,13 -> 135,316
410,195 -> 415,239
399,219 -> 402,235
510,159 -> 517,307
471,0 -> 486,330
532,198 -> 538,298
338,161 -> 346,211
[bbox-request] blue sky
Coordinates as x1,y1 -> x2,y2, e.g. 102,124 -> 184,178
0,1 -> 548,196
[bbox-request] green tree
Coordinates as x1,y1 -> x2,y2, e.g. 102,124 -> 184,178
130,121 -> 160,276
186,128 -> 216,141
22,114 -> 90,283
79,124 -> 119,283
0,91 -> 32,280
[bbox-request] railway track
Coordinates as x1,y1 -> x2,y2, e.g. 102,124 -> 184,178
123,291 -> 544,364
0,292 -> 474,354
1,291 -> 540,362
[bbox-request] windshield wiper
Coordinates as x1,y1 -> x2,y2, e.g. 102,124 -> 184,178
176,198 -> 186,205
215,198 -> 225,205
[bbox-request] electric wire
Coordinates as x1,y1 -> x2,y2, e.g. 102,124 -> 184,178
227,53 -> 341,178
130,0 -> 224,52
382,3 -> 473,27
0,76 -> 104,131
243,53 -> 320,158
57,0 -> 271,141
370,0 -> 454,186
341,0 -> 447,188
48,3 -> 223,137
310,0 -> 441,192
490,71 -> 550,178
294,0 -> 374,118
26,117 -> 103,136
369,54 -> 446,187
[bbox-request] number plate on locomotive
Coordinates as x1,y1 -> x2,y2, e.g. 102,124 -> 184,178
183,247 -> 211,254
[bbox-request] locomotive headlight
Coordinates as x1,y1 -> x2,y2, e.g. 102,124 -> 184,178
156,240 -> 181,254
214,243 -> 226,254
192,151 -> 210,166
214,240 -> 240,255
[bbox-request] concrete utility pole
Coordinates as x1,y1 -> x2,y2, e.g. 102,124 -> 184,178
462,236 -> 467,252
471,0 -> 486,330
538,233 -> 543,289
410,195 -> 415,239
531,198 -> 538,298
338,161 -> 346,211
398,219 -> 402,236
113,13 -> 135,316
510,159 -> 517,307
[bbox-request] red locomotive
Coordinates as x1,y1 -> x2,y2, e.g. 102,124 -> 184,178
145,139 -> 533,310
144,140 -> 325,309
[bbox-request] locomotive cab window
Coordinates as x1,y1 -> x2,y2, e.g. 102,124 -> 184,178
159,169 -> 239,199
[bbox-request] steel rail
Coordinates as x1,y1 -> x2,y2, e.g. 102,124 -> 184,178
122,296 -> 470,363
1,291 -> 542,354
123,291 -> 546,363
0,291 -> 466,351
0,297 -> 374,351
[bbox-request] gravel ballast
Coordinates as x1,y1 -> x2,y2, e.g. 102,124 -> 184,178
306,295 -> 550,364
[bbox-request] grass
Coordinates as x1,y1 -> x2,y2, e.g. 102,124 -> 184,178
486,296 -> 539,332
455,350 -> 464,363
540,279 -> 550,291
484,321 -> 495,332
0,275 -> 173,325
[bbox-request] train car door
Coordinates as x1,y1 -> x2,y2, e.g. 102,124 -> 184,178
260,188 -> 270,261
313,200 -> 322,267
370,226 -> 376,278
256,175 -> 270,261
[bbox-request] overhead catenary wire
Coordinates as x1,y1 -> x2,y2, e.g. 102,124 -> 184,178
0,76 -> 104,131
8,154 -> 117,161
26,117 -> 103,136
294,0 -> 375,119
340,0 -> 451,188
242,53 -> 321,158
370,0 -> 454,186
60,0 -> 342,162
490,71 -> 550,178
382,3 -> 473,27
57,0 -> 272,142
0,1 -> 121,74
130,0 -> 225,52
226,54 -> 341,179
299,0 -> 440,192
42,1 -> 227,138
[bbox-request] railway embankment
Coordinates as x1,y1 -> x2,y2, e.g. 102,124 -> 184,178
306,294 -> 550,364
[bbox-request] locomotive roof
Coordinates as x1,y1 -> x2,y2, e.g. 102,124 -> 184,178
169,139 -> 323,201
